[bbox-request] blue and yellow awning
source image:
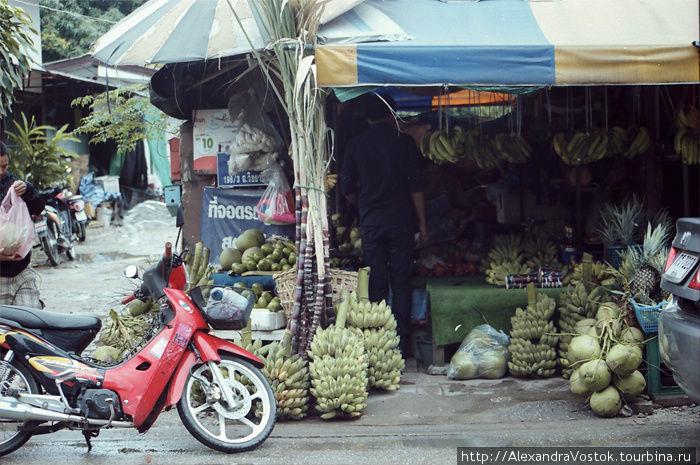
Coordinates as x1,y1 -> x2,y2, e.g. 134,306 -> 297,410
316,0 -> 699,87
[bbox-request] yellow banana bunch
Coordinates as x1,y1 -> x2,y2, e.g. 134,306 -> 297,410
420,129 -> 461,165
674,128 -> 700,165
507,293 -> 558,378
324,173 -> 338,191
553,125 -> 650,164
563,261 -> 616,287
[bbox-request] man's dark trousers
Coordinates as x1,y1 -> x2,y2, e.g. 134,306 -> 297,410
360,224 -> 413,356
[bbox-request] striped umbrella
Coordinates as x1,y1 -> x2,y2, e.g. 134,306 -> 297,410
91,0 -> 368,66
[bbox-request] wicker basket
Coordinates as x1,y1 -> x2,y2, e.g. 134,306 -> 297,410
273,268 -> 358,319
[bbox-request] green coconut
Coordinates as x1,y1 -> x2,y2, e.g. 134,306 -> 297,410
93,346 -> 121,363
595,317 -> 622,338
605,343 -> 642,376
244,228 -> 265,247
577,359 -> 612,392
219,248 -> 242,270
568,334 -> 602,366
236,231 -> 261,252
241,246 -> 262,263
448,351 -> 479,380
477,352 -> 507,379
589,385 -> 622,418
570,368 -> 594,396
574,318 -> 597,336
613,370 -> 646,397
595,302 -> 621,322
620,326 -> 644,348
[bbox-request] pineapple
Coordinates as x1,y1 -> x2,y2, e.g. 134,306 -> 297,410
617,222 -> 672,304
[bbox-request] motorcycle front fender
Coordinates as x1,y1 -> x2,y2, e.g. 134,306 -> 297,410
165,331 -> 264,407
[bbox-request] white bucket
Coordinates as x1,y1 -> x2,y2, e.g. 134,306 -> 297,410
96,207 -> 113,227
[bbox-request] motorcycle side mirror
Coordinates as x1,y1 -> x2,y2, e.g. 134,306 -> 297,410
124,264 -> 139,279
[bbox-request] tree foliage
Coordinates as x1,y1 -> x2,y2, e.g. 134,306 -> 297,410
40,0 -> 148,62
0,0 -> 35,118
72,85 -> 170,155
5,113 -> 79,189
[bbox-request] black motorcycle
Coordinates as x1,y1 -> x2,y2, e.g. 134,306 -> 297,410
34,188 -> 76,266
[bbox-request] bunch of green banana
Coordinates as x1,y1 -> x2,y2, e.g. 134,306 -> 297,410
480,233 -> 526,272
523,236 -> 561,269
489,133 -> 533,164
556,283 -> 611,378
484,260 -> 533,287
308,297 -> 369,419
420,127 -> 464,165
605,126 -> 628,156
343,287 -> 404,390
256,341 -> 311,421
621,126 -> 651,159
184,241 -> 216,293
345,294 -> 395,330
553,130 -> 609,165
563,261 -> 616,287
507,291 -> 558,378
675,105 -> 699,131
355,327 -> 404,390
674,128 -> 700,165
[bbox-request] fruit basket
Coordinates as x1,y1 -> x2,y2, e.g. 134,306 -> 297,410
630,298 -> 669,334
273,268 -> 358,318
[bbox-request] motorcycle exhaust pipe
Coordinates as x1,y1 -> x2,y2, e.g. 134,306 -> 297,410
0,397 -> 132,428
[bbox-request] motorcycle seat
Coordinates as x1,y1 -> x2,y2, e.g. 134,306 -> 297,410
0,306 -> 101,331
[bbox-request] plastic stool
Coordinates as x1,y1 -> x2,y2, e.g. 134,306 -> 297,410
645,337 -> 684,396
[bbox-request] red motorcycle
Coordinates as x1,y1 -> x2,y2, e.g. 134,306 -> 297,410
0,215 -> 276,455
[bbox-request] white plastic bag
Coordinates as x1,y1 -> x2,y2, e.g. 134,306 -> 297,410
447,324 -> 510,380
0,187 -> 35,258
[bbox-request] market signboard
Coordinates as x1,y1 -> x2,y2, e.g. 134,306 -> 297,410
216,152 -> 265,187
201,187 -> 295,266
193,109 -> 238,172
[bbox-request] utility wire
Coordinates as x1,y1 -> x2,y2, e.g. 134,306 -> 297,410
13,0 -> 118,24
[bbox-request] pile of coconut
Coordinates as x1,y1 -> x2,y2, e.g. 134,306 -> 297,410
567,301 -> 646,417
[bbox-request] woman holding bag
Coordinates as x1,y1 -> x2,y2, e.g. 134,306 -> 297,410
0,141 -> 45,308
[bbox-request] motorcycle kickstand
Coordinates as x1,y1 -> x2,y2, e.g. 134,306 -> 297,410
82,429 -> 99,452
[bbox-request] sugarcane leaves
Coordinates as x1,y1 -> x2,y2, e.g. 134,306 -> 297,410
294,55 -> 316,102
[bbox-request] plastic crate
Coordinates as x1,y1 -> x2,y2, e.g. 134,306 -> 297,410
631,298 -> 668,334
645,337 -> 684,396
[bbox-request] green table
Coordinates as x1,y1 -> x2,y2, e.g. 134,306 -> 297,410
425,276 -> 565,366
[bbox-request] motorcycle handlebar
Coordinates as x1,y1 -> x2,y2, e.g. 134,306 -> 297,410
121,292 -> 136,305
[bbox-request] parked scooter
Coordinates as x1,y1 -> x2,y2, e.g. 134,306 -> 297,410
65,191 -> 87,242
34,188 -> 75,266
0,209 -> 276,455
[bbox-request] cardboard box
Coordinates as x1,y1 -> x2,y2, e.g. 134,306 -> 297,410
95,175 -> 120,194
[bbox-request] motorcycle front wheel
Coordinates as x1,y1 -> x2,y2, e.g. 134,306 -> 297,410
177,356 -> 276,453
0,356 -> 40,456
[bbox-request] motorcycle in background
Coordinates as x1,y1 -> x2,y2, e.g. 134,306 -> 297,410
65,191 -> 87,242
34,188 -> 76,266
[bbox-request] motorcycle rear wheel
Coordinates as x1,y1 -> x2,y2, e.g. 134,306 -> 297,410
0,357 -> 40,456
42,223 -> 60,266
76,221 -> 86,242
177,356 -> 276,453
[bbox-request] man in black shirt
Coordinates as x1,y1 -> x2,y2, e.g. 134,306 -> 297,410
0,141 -> 45,308
341,94 -> 429,357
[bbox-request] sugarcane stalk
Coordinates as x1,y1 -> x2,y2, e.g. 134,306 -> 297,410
189,242 -> 203,285
357,267 -> 370,302
335,290 -> 349,329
